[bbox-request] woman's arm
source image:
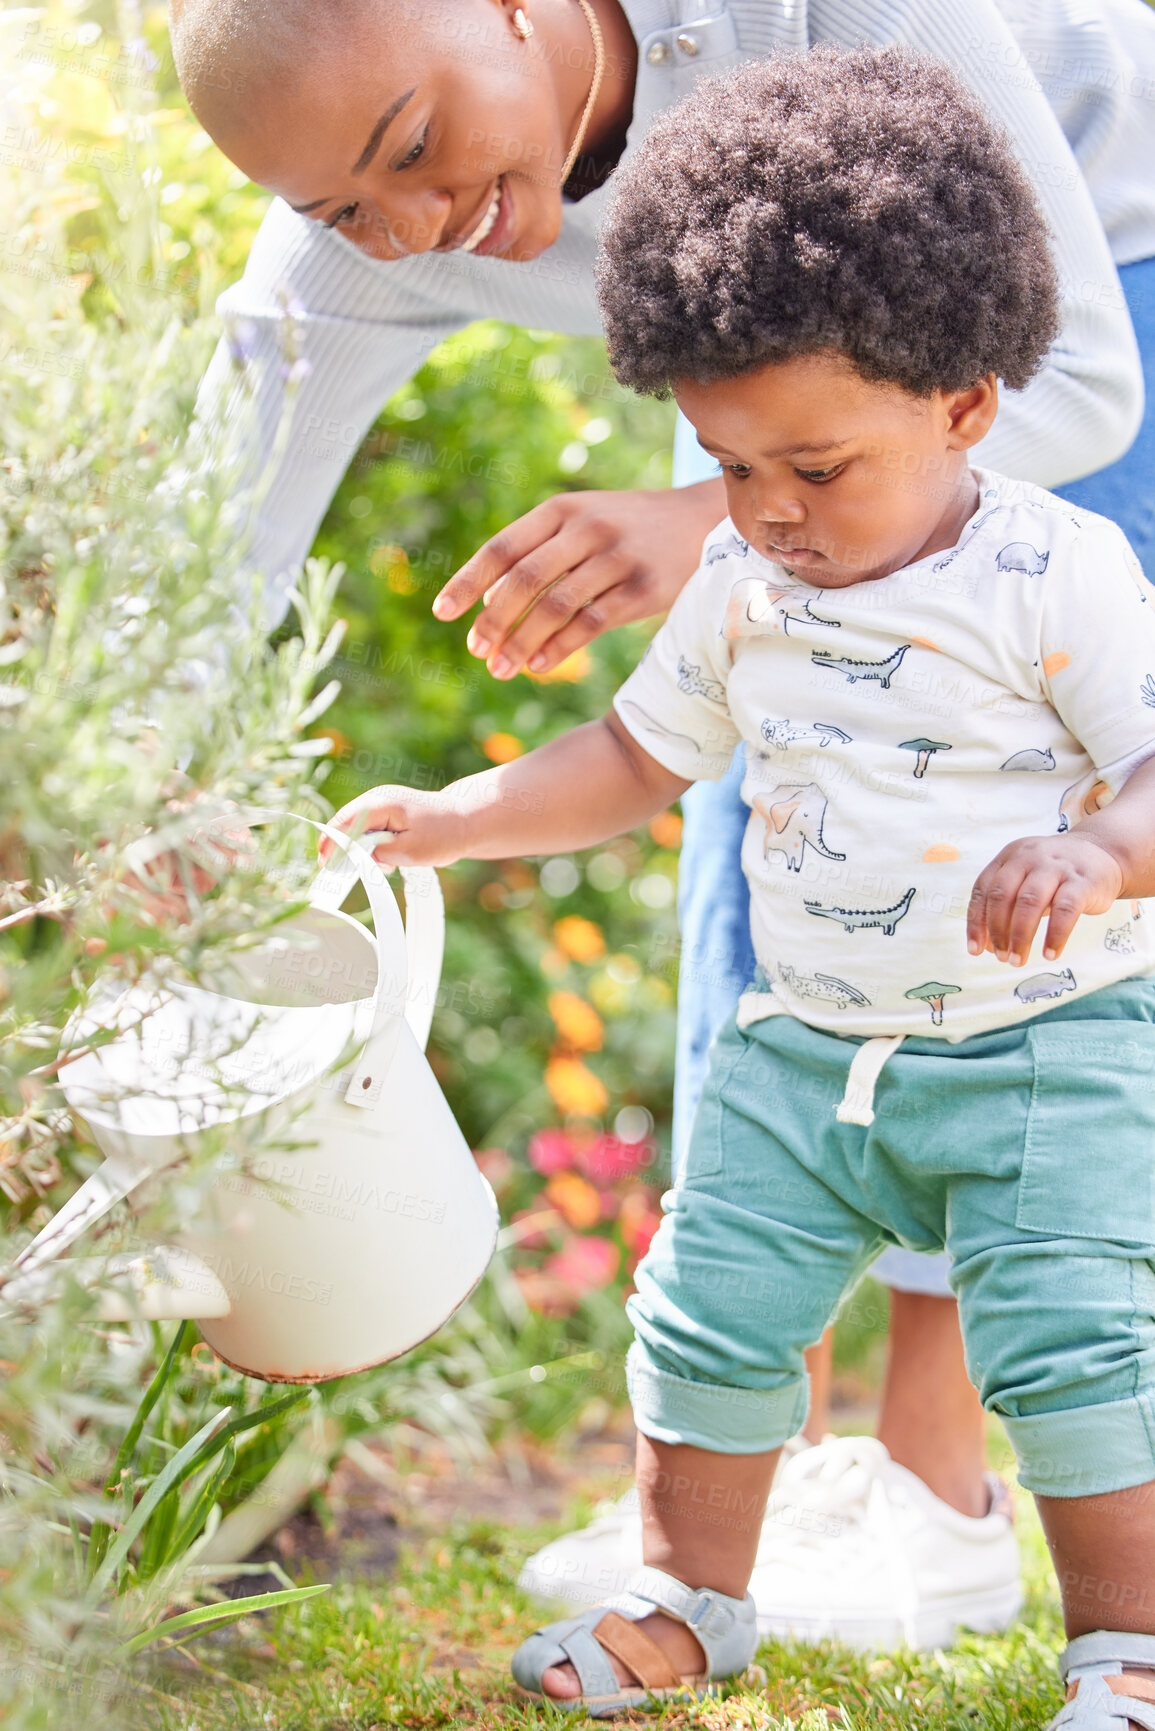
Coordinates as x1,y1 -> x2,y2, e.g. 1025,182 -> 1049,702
322,711 -> 690,868
190,200 -> 469,629
859,0 -> 1142,486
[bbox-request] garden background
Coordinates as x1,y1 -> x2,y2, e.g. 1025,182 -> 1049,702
0,3 -> 1071,1726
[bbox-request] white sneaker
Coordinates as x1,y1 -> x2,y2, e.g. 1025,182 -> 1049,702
749,1435 -> 1023,1649
517,1485 -> 646,1608
518,1435 -> 1022,1652
516,1436 -> 810,1610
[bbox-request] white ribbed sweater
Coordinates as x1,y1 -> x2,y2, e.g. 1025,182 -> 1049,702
196,0 -> 1155,616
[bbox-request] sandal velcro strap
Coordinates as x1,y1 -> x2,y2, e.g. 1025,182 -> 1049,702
1067,1676 -> 1155,1706
592,1611 -> 685,1690
1052,1633 -> 1155,1731
1062,1634 -> 1155,1681
619,1566 -> 744,1645
604,1566 -> 758,1681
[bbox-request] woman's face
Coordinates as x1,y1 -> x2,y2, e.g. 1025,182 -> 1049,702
206,0 -> 603,262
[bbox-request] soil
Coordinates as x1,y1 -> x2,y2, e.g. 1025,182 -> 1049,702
225,1417 -> 639,1594
230,1382 -> 879,1595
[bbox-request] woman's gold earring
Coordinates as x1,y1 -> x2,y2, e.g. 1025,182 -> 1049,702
512,7 -> 534,38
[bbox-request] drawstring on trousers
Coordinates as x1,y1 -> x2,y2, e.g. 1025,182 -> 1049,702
836,1035 -> 905,1126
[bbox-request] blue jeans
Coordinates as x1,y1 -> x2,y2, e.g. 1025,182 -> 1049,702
671,253 -> 1155,1231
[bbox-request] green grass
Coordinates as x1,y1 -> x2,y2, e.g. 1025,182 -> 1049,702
139,1439 -> 1066,1731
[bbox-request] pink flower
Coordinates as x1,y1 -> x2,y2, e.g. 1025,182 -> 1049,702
544,1234 -> 620,1292
577,1133 -> 655,1186
528,1127 -> 576,1176
514,1268 -> 580,1318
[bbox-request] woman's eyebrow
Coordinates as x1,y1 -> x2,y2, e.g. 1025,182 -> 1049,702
288,88 -> 418,216
352,88 -> 417,174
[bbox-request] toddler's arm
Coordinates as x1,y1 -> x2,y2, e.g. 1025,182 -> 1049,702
968,755 -> 1155,966
322,713 -> 690,868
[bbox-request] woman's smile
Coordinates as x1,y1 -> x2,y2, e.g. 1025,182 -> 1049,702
457,175 -> 516,255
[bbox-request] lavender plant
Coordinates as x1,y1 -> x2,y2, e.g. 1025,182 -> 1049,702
0,13 -> 622,1721
0,7 -> 356,1718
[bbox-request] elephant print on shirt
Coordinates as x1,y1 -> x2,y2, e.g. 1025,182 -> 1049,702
752,783 -> 846,872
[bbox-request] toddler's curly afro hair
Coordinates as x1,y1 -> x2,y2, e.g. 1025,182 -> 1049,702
595,45 -> 1059,398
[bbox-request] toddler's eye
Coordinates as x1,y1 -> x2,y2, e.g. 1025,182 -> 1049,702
795,465 -> 844,483
327,203 -> 359,229
727,462 -> 752,479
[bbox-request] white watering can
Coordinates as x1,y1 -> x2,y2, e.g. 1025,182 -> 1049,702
6,812 -> 498,1382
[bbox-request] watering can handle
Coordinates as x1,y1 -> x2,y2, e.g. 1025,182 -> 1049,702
115,806 -> 433,1108
229,808 -> 412,1109
306,833 -> 444,1052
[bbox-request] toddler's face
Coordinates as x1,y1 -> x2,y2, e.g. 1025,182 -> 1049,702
675,353 -> 998,588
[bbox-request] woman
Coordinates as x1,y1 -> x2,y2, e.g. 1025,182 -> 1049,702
174,0 -> 1155,1647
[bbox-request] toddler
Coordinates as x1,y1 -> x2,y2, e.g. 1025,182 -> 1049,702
329,47 -> 1155,1725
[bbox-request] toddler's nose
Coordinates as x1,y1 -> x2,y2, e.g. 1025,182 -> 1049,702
750,485 -> 807,525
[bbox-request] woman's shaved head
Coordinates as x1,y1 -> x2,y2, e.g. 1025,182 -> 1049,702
171,0 -> 378,134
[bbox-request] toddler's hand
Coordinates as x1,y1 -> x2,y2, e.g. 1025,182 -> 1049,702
967,833 -> 1124,965
320,786 -> 467,869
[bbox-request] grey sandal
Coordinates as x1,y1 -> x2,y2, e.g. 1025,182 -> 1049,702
1052,1631 -> 1155,1729
511,1564 -> 759,1717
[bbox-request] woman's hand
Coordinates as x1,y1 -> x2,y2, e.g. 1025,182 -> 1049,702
967,833 -> 1124,965
431,478 -> 726,679
320,786 -> 468,869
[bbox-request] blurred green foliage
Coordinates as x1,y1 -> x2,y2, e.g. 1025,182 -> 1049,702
312,326 -> 682,1170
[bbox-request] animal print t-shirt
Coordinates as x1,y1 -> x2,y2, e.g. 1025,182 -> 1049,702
613,470 -> 1155,1039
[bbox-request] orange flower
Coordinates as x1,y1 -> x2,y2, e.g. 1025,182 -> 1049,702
311,727 -> 351,757
648,810 -> 683,849
545,1055 -> 609,1117
620,1189 -> 663,1258
482,731 -> 524,764
553,915 -> 605,963
370,543 -> 418,594
545,1171 -> 602,1230
548,991 -> 604,1052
